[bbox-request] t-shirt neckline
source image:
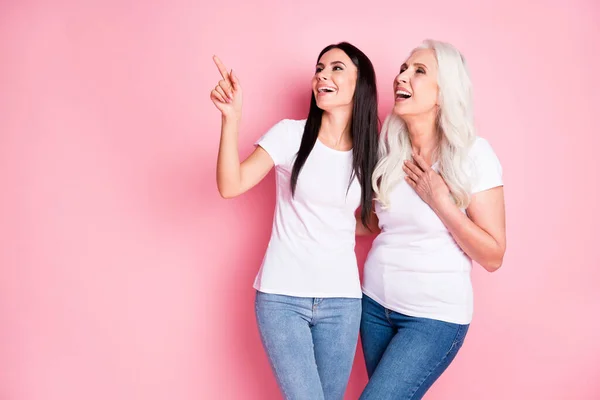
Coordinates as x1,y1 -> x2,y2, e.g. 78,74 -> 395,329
316,137 -> 353,154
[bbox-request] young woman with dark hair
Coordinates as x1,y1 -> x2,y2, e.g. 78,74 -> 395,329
210,42 -> 379,399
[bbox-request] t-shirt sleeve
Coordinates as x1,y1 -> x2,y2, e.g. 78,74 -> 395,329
469,138 -> 503,194
255,119 -> 300,168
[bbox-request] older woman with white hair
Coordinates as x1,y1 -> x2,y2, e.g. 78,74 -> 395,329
357,40 -> 506,399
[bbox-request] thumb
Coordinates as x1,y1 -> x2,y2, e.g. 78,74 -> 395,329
230,69 -> 240,89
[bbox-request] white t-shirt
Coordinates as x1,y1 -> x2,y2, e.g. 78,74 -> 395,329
253,119 -> 363,298
362,137 -> 503,324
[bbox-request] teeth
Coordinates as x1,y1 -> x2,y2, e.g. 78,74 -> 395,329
396,90 -> 411,98
318,87 -> 336,93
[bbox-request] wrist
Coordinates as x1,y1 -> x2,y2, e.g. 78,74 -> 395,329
222,113 -> 241,126
432,193 -> 454,215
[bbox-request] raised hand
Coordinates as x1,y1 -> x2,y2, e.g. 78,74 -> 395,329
210,56 -> 242,120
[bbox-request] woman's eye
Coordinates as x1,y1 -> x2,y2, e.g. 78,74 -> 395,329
333,66 -> 343,71
315,67 -> 323,73
416,68 -> 425,74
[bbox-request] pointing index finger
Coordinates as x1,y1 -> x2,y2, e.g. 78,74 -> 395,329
213,55 -> 231,82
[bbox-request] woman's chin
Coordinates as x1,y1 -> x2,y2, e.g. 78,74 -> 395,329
392,103 -> 409,117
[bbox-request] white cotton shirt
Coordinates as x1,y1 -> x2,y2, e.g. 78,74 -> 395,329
362,137 -> 503,324
253,119 -> 363,298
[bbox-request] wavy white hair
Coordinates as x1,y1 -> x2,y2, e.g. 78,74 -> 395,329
373,39 -> 475,209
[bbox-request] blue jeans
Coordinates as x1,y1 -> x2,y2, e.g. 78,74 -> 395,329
255,291 -> 362,400
360,295 -> 469,400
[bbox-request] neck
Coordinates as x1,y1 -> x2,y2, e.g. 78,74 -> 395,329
319,107 -> 353,150
403,111 -> 439,164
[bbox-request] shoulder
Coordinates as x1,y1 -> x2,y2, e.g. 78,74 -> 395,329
469,137 -> 496,158
267,118 -> 305,137
466,137 -> 503,192
256,119 -> 305,167
281,119 -> 307,135
467,137 -> 502,167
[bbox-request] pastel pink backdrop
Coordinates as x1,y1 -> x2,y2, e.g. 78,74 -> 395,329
1,0 -> 599,399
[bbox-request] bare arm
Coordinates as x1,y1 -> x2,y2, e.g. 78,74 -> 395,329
404,154 -> 506,272
432,187 -> 506,271
211,56 -> 274,198
216,116 -> 274,198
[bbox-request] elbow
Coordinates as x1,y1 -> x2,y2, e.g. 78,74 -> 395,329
480,241 -> 506,273
482,260 -> 502,272
217,176 -> 243,199
217,185 -> 239,199
218,189 -> 238,199
481,252 -> 505,273
219,191 -> 234,199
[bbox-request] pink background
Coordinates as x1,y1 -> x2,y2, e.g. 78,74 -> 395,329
1,0 -> 599,399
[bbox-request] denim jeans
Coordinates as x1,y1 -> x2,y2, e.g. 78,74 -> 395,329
360,295 -> 469,400
255,291 -> 362,400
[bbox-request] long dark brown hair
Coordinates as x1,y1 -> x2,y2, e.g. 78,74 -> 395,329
291,42 -> 379,226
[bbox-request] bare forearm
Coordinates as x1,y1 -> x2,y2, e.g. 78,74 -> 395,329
216,116 -> 242,198
433,200 -> 504,271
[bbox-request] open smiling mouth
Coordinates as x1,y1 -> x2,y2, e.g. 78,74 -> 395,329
396,89 -> 412,100
317,87 -> 337,94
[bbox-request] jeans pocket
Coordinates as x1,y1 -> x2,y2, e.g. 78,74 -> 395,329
451,324 -> 469,350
